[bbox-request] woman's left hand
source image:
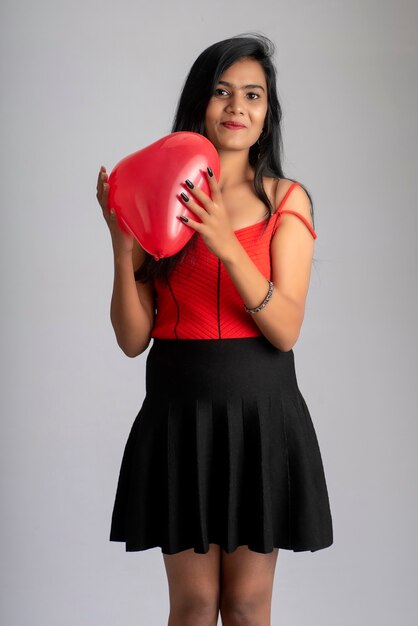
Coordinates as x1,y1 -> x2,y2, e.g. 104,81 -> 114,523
177,167 -> 237,261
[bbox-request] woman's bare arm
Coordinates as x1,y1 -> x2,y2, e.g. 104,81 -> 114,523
220,183 -> 315,351
96,166 -> 154,357
110,244 -> 155,357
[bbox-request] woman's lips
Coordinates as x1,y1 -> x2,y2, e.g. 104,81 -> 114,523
222,122 -> 246,130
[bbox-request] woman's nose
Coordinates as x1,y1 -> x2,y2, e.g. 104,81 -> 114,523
225,94 -> 245,115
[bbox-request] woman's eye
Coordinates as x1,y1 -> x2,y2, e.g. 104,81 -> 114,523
213,89 -> 260,99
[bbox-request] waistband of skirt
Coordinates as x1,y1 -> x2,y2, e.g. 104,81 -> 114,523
152,336 -> 268,345
150,335 -> 294,356
146,336 -> 296,399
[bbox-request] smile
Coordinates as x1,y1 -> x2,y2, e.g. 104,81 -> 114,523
221,122 -> 246,130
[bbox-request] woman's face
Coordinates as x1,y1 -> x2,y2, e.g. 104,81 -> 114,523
204,57 -> 268,153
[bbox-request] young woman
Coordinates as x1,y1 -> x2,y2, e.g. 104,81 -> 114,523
96,33 -> 333,626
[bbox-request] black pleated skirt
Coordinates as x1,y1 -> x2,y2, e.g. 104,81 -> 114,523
109,336 -> 333,555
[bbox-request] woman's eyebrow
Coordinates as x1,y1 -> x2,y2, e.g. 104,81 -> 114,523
217,80 -> 265,92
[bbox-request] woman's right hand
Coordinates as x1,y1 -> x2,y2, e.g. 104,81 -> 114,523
96,165 -> 134,255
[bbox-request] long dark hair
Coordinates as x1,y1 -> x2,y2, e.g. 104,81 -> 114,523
135,32 -> 315,284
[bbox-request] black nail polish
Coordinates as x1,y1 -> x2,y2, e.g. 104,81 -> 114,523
207,166 -> 213,177
185,179 -> 194,189
180,192 -> 189,202
179,215 -> 189,222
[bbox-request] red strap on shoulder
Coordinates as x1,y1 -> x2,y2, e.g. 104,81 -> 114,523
272,182 -> 317,239
277,182 -> 300,211
278,210 -> 317,239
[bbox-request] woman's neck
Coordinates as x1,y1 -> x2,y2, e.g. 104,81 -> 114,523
217,149 -> 254,191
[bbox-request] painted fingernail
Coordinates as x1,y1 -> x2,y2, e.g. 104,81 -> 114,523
180,192 -> 189,202
207,166 -> 213,177
185,179 -> 194,189
179,215 -> 189,222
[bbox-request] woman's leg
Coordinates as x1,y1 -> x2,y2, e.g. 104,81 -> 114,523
219,546 -> 279,626
162,543 -> 222,626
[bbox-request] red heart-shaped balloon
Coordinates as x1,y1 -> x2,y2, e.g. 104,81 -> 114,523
108,132 -> 220,260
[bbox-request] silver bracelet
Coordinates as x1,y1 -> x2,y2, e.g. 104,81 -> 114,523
243,280 -> 274,314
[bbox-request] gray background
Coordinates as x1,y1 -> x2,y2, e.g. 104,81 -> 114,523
1,0 -> 417,624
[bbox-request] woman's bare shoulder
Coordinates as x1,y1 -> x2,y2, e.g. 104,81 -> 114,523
262,177 -> 296,213
273,178 -> 314,228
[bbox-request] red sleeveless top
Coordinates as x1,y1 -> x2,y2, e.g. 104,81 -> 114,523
150,182 -> 317,340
